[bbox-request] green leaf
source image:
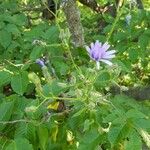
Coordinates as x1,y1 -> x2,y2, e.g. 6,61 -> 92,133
11,71 -> 29,95
128,48 -> 139,62
0,101 -> 14,131
78,128 -> 101,150
53,61 -> 69,76
72,108 -> 86,118
94,71 -> 111,90
37,125 -> 48,150
108,122 -> 132,148
83,119 -> 94,132
5,24 -> 20,36
138,34 -> 150,50
0,30 -> 12,48
115,60 -> 131,72
30,46 -> 45,60
0,21 -> 5,29
43,26 -> 60,43
134,119 -> 150,130
108,126 -> 123,147
15,122 -> 36,144
12,14 -> 28,26
7,41 -> 20,52
43,81 -> 67,96
124,129 -> 142,150
126,109 -> 147,119
113,32 -> 128,42
6,138 -> 33,150
0,70 -> 11,86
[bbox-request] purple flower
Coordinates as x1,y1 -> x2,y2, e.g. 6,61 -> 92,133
86,40 -> 116,69
36,59 -> 45,67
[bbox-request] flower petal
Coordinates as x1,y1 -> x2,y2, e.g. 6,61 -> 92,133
91,43 -> 94,49
95,40 -> 102,48
100,59 -> 113,66
103,54 -> 115,59
105,50 -> 116,55
102,42 -> 110,51
85,46 -> 91,52
91,49 -> 100,61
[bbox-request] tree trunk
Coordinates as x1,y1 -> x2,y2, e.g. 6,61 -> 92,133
63,0 -> 85,47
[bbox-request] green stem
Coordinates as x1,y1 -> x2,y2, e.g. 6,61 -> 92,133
106,0 -> 126,41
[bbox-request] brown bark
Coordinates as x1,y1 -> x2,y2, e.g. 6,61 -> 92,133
63,0 -> 85,47
110,86 -> 150,101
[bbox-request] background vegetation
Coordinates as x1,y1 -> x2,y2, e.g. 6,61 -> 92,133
0,0 -> 150,149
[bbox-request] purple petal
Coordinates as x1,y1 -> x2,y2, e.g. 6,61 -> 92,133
102,42 -> 110,51
90,43 -> 94,50
36,59 -> 45,67
102,54 -> 115,59
85,46 -> 91,52
100,59 -> 113,66
91,49 -> 100,61
95,41 -> 102,53
95,40 -> 102,48
105,50 -> 116,55
102,50 -> 116,59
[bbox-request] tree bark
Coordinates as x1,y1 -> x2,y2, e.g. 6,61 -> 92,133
63,0 -> 85,47
110,86 -> 150,101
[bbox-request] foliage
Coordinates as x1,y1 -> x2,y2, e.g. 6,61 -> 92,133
0,0 -> 150,150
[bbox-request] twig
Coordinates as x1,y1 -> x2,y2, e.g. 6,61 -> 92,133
0,119 -> 32,125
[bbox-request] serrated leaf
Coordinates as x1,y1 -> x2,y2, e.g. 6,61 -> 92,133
11,71 -> 29,95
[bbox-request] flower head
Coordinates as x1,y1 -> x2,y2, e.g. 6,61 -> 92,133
86,40 -> 116,69
36,59 -> 45,68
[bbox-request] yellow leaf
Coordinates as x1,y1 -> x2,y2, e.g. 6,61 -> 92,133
47,101 -> 59,110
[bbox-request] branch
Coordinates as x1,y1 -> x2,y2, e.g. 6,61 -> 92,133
0,119 -> 32,125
